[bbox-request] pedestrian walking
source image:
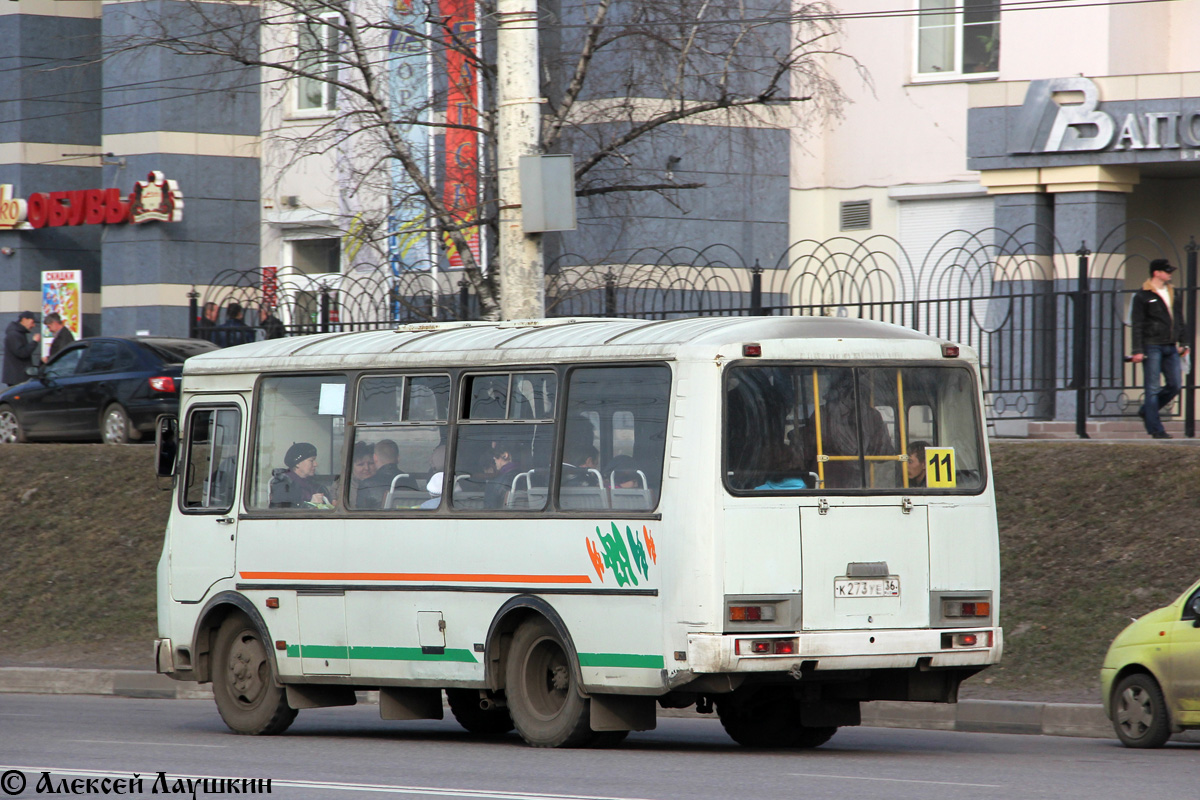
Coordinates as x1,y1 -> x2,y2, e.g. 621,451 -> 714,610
1130,258 -> 1189,439
2,311 -> 40,388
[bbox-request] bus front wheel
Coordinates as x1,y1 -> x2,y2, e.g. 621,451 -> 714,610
212,611 -> 298,735
505,617 -> 595,747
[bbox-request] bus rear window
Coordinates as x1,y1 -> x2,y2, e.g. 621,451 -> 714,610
725,365 -> 983,493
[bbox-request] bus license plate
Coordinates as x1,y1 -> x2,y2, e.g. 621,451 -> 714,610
834,578 -> 900,597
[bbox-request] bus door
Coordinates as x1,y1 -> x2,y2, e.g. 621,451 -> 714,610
799,502 -> 930,631
170,399 -> 244,602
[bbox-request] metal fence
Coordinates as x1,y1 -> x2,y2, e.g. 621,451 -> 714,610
189,224 -> 1200,436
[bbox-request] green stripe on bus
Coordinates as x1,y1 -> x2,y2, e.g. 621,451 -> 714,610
578,652 -> 665,669
283,644 -> 477,663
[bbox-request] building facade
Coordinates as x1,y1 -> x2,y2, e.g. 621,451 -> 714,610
1,0 -> 793,340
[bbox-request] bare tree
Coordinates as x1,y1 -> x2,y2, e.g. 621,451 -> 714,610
107,0 -> 849,320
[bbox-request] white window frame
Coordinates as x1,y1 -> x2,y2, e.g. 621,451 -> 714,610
294,11 -> 340,114
913,0 -> 999,82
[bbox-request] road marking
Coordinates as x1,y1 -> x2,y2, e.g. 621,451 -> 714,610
63,740 -> 229,749
787,772 -> 1001,788
0,768 -> 662,800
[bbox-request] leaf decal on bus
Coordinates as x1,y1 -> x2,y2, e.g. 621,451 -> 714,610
586,537 -> 605,583
625,525 -> 649,581
597,523 -> 638,587
643,525 -> 656,564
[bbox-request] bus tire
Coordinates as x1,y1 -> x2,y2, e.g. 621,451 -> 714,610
1112,672 -> 1171,748
505,617 -> 595,748
212,611 -> 298,736
717,692 -> 838,749
446,689 -> 515,736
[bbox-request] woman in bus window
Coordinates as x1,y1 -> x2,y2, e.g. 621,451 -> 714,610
269,442 -> 332,509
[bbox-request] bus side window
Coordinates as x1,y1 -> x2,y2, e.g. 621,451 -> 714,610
558,365 -> 670,512
183,407 -> 241,512
250,375 -> 347,510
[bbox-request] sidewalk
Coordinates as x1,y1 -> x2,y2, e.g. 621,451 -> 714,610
0,666 -> 1134,740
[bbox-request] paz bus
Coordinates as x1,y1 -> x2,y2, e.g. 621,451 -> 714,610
153,315 -> 1001,748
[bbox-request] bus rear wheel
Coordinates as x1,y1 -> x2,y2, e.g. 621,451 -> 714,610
446,689 -> 515,736
505,617 -> 596,748
717,691 -> 838,749
212,611 -> 297,735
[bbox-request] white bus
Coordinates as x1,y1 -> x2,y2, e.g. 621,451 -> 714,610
154,315 -> 1001,748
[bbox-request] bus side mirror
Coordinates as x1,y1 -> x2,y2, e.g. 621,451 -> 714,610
1190,595 -> 1200,627
155,414 -> 179,478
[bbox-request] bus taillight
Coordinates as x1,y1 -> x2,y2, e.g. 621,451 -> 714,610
941,631 -> 992,649
735,638 -> 798,655
729,605 -> 776,622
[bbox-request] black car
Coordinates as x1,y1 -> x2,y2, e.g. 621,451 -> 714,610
0,336 -> 218,444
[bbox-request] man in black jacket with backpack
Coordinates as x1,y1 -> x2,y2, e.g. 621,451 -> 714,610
1130,259 -> 1189,439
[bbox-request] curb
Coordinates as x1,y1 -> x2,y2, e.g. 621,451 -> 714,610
17,667 -> 1200,742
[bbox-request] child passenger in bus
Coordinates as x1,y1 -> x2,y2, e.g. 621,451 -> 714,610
269,442 -> 332,509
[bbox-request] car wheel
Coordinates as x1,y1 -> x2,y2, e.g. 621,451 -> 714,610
101,404 -> 131,444
1113,672 -> 1172,748
0,405 -> 26,444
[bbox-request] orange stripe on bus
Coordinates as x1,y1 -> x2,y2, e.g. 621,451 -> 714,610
238,572 -> 594,584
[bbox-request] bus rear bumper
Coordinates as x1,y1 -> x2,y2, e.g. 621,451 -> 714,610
687,628 -> 1003,674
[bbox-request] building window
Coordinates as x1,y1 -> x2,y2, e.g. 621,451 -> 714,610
915,0 -> 999,79
291,237 -> 341,273
296,13 -> 339,112
839,200 -> 871,231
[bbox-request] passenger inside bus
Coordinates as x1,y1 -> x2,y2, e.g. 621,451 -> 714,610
906,440 -> 930,488
484,443 -> 521,508
803,370 -> 895,489
420,471 -> 443,509
269,442 -> 333,509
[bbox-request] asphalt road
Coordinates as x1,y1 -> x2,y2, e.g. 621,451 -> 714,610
0,694 -> 1196,800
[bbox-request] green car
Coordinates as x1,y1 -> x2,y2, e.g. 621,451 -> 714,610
1101,578 -> 1200,747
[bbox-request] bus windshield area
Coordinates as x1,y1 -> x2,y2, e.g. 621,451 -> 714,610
725,364 -> 983,493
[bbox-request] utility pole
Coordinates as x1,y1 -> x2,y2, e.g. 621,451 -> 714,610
495,0 -> 545,319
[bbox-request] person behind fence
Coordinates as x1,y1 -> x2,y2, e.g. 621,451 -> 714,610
259,306 -> 285,340
269,442 -> 332,509
198,302 -> 219,342
3,311 -> 39,389
42,313 -> 74,362
1130,258 -> 1189,440
215,301 -> 254,348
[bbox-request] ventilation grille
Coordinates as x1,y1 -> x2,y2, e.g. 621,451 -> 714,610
840,200 -> 872,231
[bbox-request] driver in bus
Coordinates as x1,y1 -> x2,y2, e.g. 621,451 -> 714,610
269,442 -> 333,509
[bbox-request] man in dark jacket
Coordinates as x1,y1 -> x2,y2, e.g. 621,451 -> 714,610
214,301 -> 254,348
2,311 -> 40,387
1131,258 -> 1189,439
43,312 -> 75,362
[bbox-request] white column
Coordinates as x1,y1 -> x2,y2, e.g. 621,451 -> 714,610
495,0 -> 545,320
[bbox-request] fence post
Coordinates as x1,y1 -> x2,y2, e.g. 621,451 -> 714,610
1074,244 -> 1091,439
187,289 -> 198,339
1186,238 -> 1198,438
458,278 -> 470,321
319,286 -> 331,333
750,261 -> 763,316
604,270 -> 617,317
